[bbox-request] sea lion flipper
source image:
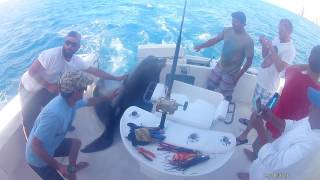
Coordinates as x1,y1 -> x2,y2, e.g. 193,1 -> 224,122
81,130 -> 113,153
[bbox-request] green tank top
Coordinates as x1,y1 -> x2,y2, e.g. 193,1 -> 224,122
219,27 -> 254,74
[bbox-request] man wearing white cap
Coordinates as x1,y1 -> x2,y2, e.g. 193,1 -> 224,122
25,71 -> 118,180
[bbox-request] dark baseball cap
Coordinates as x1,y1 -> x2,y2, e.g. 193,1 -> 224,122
232,11 -> 246,25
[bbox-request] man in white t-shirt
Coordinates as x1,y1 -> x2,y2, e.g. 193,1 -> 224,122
237,87 -> 320,180
20,31 -> 125,138
236,19 -> 296,153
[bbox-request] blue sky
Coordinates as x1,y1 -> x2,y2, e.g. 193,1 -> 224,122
265,0 -> 320,25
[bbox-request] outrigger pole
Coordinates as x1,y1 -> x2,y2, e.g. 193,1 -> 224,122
159,0 -> 188,129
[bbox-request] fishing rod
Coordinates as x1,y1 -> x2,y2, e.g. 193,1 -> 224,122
159,0 -> 188,129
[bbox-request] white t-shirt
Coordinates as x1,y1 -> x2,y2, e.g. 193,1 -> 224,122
256,38 -> 296,93
21,47 -> 89,92
249,117 -> 320,180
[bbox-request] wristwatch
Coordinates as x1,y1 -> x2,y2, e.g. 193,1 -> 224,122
67,164 -> 76,174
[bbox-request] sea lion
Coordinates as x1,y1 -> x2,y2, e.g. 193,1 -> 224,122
81,56 -> 166,153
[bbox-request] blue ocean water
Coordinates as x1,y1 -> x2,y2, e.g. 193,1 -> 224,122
1,0 -> 320,107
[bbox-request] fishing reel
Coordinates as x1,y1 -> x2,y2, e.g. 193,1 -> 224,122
155,97 -> 188,114
143,81 -> 188,116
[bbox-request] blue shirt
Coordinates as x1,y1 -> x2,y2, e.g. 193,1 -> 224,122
25,95 -> 87,167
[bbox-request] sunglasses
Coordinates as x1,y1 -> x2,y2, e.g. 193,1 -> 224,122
65,40 -> 79,48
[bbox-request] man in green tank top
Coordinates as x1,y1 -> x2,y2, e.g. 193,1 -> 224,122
194,11 -> 254,101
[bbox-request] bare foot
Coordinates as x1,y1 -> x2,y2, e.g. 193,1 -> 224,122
237,172 -> 249,180
75,162 -> 89,172
243,148 -> 257,162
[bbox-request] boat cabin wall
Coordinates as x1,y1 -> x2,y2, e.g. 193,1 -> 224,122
159,61 -> 257,106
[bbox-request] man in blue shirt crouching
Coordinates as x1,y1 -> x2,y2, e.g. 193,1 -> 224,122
26,71 -> 118,180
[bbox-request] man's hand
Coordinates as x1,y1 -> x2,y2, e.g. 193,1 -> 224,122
259,35 -> 267,44
233,77 -> 240,85
46,83 -> 59,94
233,72 -> 242,85
260,105 -> 273,121
259,35 -> 272,48
251,115 -> 264,131
268,46 -> 278,58
252,110 -> 270,145
87,89 -> 120,106
57,163 -> 71,179
259,105 -> 286,134
194,45 -> 202,52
